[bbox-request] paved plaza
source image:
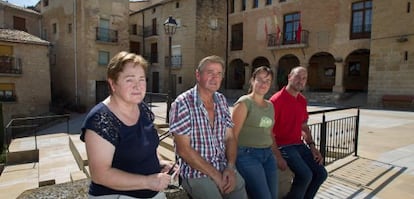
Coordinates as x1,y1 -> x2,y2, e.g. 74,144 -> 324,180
1,100 -> 413,198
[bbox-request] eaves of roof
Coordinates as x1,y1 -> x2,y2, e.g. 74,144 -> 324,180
0,1 -> 40,15
0,29 -> 49,46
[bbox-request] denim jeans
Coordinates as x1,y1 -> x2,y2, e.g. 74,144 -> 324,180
280,144 -> 328,199
236,146 -> 278,199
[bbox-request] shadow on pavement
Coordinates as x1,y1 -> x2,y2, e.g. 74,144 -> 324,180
317,156 -> 407,199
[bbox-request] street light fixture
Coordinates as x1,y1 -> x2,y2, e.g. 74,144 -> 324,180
164,16 -> 177,123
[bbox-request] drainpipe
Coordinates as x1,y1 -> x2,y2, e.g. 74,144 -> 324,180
225,0 -> 229,89
73,0 -> 79,105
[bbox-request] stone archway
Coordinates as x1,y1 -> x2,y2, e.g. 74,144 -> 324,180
344,49 -> 370,92
308,52 -> 336,91
227,59 -> 245,89
277,54 -> 300,90
252,56 -> 270,73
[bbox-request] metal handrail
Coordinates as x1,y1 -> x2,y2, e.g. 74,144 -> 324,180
308,106 -> 360,165
4,114 -> 71,152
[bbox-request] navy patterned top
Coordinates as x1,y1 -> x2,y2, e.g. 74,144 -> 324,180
81,102 -> 160,198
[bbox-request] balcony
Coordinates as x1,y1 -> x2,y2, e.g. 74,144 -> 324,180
95,27 -> 118,43
267,29 -> 309,50
0,56 -> 22,75
165,55 -> 182,69
0,95 -> 17,102
143,26 -> 158,37
144,54 -> 158,64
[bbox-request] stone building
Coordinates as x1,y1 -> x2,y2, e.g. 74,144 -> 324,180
129,0 -> 226,98
39,0 -> 130,109
2,0 -> 412,114
227,0 -> 413,108
368,0 -> 414,107
228,0 -> 371,97
130,0 -> 413,108
0,1 -> 50,125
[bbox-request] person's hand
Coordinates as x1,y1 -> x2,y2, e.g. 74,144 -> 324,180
160,160 -> 179,176
277,157 -> 288,171
222,167 -> 236,194
211,172 -> 225,193
311,147 -> 324,165
147,173 -> 171,191
160,160 -> 177,173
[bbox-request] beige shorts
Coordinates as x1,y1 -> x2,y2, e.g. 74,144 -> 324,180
88,192 -> 166,199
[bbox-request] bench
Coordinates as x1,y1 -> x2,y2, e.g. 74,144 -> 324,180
382,95 -> 414,109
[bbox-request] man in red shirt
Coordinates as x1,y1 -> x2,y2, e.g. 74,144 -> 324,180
270,66 -> 327,199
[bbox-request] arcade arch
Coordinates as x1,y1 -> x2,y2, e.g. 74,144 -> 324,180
343,49 -> 370,91
277,54 -> 300,90
308,52 -> 336,91
227,59 -> 245,89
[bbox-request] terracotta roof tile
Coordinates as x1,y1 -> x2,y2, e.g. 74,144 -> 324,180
0,29 -> 49,45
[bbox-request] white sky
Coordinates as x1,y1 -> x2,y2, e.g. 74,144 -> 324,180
3,0 -> 39,7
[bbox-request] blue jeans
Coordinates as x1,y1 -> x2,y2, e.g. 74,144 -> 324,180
280,144 -> 328,199
236,146 -> 278,199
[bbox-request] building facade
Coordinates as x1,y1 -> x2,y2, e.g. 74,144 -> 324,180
2,0 -> 412,115
226,0 -> 413,107
39,0 -> 130,109
0,1 -> 50,125
368,0 -> 414,107
129,0 -> 227,99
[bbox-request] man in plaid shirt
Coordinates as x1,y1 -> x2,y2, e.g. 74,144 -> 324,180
169,55 -> 247,199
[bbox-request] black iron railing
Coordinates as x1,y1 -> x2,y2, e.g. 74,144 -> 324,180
0,56 -> 22,74
308,107 -> 360,165
95,27 -> 118,43
143,26 -> 158,37
267,29 -> 309,48
165,55 -> 183,69
4,114 -> 71,152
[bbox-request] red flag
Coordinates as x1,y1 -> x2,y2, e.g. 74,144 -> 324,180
274,15 -> 281,43
296,21 -> 302,43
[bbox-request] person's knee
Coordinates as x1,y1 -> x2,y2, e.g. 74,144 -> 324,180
317,168 -> 328,182
294,171 -> 313,184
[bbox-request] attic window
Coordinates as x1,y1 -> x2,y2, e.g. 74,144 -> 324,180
43,0 -> 49,7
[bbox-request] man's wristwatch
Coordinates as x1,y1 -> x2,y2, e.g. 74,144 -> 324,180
226,163 -> 236,171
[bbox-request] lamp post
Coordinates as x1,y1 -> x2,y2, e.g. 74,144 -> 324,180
164,16 -> 177,123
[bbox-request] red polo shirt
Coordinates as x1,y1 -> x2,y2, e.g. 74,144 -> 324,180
270,87 -> 308,147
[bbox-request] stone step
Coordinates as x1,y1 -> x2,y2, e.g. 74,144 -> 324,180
157,145 -> 176,161
0,163 -> 39,199
69,135 -> 88,170
36,134 -> 81,186
70,170 -> 87,182
159,136 -> 174,151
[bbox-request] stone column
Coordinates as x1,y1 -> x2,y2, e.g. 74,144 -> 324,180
333,62 -> 345,93
243,65 -> 251,90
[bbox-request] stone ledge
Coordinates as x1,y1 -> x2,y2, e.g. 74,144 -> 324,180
17,179 -> 189,199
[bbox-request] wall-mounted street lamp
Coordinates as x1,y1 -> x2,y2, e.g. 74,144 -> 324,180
164,16 -> 177,123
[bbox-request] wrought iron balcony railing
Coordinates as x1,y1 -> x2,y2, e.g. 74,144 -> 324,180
144,54 -> 158,64
165,55 -> 182,69
0,56 -> 22,74
95,27 -> 118,43
267,29 -> 309,49
0,95 -> 17,102
143,26 -> 158,37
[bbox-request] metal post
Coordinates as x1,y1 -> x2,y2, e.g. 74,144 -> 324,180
320,113 -> 327,165
354,108 -> 360,157
166,36 -> 172,123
